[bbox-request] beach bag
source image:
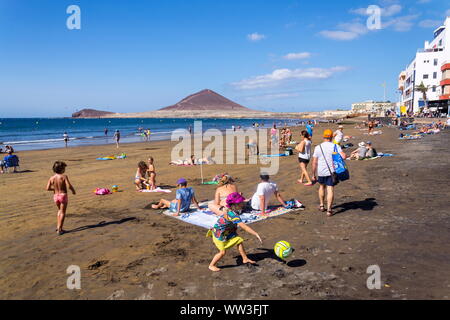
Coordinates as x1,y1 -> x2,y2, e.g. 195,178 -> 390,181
333,145 -> 350,182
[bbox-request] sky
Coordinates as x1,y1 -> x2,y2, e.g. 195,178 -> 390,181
0,0 -> 449,117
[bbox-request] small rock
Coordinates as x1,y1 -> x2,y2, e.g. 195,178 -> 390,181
342,266 -> 353,272
273,269 -> 286,279
107,289 -> 125,300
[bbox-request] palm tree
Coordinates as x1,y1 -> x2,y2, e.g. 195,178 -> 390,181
415,81 -> 429,112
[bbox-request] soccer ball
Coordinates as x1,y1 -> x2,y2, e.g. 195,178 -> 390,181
274,241 -> 292,259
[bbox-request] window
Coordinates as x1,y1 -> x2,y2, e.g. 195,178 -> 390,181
434,59 -> 438,66
433,72 -> 437,79
423,74 -> 429,79
432,86 -> 436,92
439,40 -> 442,46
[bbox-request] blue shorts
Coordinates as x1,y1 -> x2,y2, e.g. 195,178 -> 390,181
169,202 -> 178,213
318,176 -> 336,187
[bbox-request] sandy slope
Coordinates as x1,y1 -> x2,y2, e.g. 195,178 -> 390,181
0,124 -> 449,300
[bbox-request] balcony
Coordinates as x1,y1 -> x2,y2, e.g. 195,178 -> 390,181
441,61 -> 450,72
440,79 -> 450,86
439,94 -> 450,100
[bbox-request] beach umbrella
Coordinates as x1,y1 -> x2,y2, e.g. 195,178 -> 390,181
200,161 -> 204,184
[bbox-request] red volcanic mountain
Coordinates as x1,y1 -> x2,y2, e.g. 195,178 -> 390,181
159,89 -> 253,112
72,109 -> 114,118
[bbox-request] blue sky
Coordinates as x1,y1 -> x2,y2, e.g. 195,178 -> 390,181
0,0 -> 449,117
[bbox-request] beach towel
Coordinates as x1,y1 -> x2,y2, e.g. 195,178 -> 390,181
139,188 -> 172,193
202,181 -> 219,185
96,153 -> 127,161
95,188 -> 112,195
260,153 -> 289,158
162,201 -> 304,230
350,153 -> 395,161
363,153 -> 395,160
399,135 -> 422,140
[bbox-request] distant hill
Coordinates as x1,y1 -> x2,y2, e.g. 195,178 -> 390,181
159,89 -> 253,112
72,109 -> 115,118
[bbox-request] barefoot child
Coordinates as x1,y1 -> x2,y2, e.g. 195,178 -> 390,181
135,161 -> 149,191
46,161 -> 76,235
207,192 -> 262,272
147,157 -> 157,190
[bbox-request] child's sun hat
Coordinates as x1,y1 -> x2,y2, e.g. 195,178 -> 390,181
226,192 -> 246,208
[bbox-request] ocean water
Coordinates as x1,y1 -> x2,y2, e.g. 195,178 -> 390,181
0,118 -> 302,151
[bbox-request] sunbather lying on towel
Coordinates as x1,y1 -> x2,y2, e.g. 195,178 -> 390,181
170,155 -> 216,166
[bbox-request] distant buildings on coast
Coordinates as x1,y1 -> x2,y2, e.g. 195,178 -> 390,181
398,16 -> 450,115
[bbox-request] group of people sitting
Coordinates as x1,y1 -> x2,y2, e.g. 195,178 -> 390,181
134,157 -> 157,191
349,141 -> 378,160
279,128 -> 293,147
151,173 -> 293,217
0,145 -> 19,174
418,122 -> 445,135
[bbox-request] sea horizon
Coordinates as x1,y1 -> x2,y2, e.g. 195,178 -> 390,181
0,117 -> 308,152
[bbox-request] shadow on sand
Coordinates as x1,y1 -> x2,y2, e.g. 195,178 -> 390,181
220,248 -> 307,270
66,217 -> 136,234
333,198 -> 378,215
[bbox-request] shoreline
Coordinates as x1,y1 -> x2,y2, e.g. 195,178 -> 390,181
1,118 -> 315,152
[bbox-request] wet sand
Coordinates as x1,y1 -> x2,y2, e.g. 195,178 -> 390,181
1,123 -> 449,300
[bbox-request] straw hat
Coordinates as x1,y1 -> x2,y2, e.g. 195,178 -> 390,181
358,142 -> 366,147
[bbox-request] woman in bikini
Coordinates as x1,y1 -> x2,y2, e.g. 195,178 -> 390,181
208,175 -> 240,214
147,157 -> 157,190
134,161 -> 149,191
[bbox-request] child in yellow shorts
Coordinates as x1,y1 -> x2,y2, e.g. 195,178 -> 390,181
207,192 -> 262,272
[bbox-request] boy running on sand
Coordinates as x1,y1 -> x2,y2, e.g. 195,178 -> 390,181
208,193 -> 262,272
46,161 -> 76,235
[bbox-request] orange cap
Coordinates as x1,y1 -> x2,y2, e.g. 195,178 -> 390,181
323,129 -> 333,138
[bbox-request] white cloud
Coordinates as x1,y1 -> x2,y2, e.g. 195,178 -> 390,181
384,14 -> 419,32
247,33 -> 266,42
383,4 -> 403,16
419,19 -> 442,28
322,4 -> 419,40
283,52 -> 311,60
319,30 -> 360,41
232,66 -> 348,90
350,4 -> 402,17
319,22 -> 368,41
245,92 -> 300,101
446,9 -> 450,16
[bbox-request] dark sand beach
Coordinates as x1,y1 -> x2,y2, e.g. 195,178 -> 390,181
1,123 -> 449,300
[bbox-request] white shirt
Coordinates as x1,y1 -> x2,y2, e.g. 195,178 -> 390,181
298,140 -> 312,160
334,130 -> 344,144
251,182 -> 278,210
313,142 -> 343,177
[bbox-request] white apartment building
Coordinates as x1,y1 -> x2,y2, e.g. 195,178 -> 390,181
398,17 -> 450,114
351,101 -> 396,116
